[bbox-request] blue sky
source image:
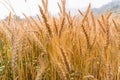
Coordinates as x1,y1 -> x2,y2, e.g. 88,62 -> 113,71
0,0 -> 112,19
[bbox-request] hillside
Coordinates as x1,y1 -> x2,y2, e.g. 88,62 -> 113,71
92,0 -> 120,14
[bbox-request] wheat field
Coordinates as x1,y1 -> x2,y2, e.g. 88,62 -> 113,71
0,0 -> 120,80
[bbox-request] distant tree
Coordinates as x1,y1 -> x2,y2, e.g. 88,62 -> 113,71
13,15 -> 21,20
4,15 -> 21,21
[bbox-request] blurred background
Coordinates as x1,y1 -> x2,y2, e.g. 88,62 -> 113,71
0,0 -> 120,19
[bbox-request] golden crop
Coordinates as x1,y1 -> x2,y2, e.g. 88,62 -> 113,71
0,0 -> 120,80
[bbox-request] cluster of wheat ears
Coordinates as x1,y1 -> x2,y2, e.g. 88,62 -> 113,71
0,0 -> 120,80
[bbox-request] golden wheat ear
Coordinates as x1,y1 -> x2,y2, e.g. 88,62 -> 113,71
41,0 -> 48,13
112,19 -> 119,32
78,9 -> 83,16
106,12 -> 112,20
80,3 -> 91,24
38,5 -> 52,37
8,12 -> 12,25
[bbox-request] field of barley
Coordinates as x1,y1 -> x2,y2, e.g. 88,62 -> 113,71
0,0 -> 120,80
